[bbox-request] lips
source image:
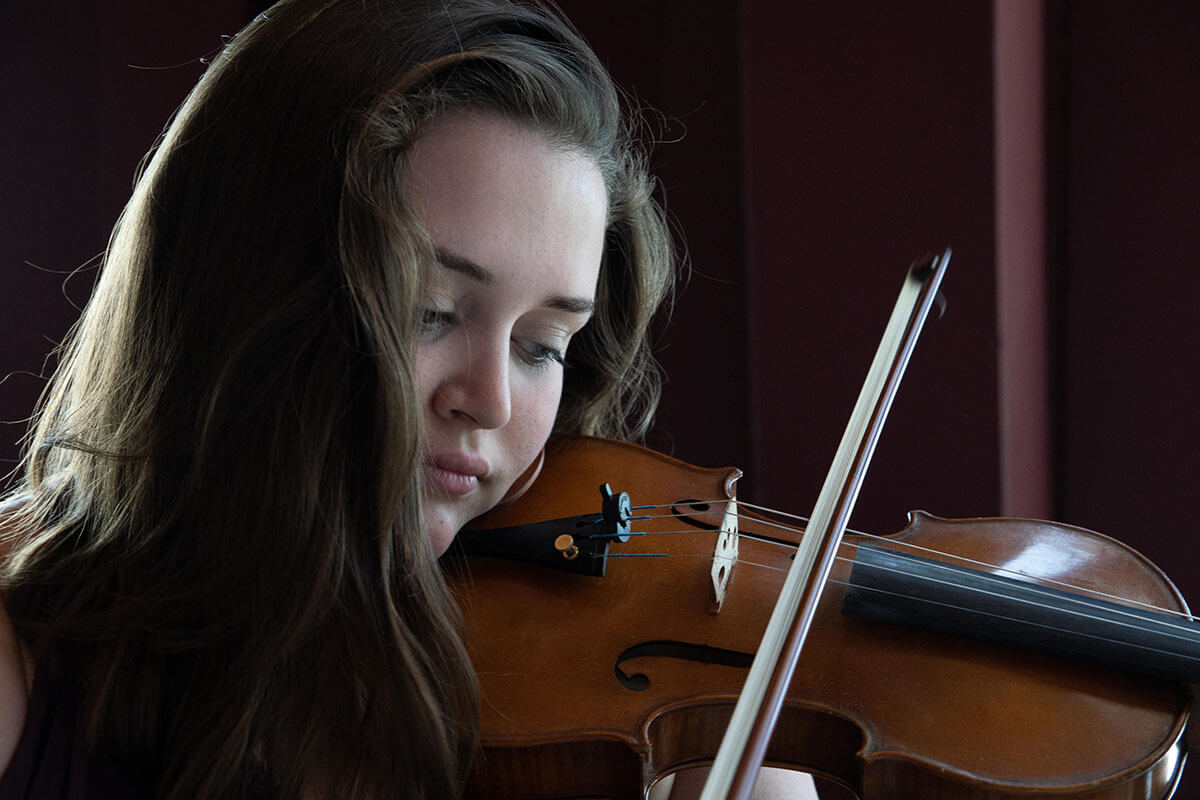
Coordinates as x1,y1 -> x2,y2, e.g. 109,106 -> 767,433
424,452 -> 489,496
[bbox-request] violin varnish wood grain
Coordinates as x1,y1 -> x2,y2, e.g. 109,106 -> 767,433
452,437 -> 1189,799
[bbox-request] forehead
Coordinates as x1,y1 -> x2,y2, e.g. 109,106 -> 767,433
404,111 -> 603,210
403,111 -> 608,297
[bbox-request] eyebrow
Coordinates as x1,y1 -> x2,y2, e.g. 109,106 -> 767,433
434,248 -> 596,315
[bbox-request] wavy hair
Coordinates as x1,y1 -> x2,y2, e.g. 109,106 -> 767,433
0,0 -> 673,797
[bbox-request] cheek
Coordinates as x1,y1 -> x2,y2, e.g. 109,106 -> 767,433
512,375 -> 563,454
412,341 -> 441,404
412,354 -> 432,416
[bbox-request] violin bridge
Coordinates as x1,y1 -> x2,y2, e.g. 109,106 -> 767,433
710,498 -> 739,613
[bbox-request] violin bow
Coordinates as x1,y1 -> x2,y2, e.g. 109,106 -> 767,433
699,248 -> 952,800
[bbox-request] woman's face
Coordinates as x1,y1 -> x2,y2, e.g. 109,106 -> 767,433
405,112 -> 607,556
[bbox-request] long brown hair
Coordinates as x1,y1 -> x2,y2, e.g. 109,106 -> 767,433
1,0 -> 672,797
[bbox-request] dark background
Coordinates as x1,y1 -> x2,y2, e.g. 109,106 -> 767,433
3,1 -> 1198,796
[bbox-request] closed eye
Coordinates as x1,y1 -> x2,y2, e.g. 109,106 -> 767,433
515,339 -> 566,370
420,308 -> 458,340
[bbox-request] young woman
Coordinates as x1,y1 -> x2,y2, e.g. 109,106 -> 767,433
0,0 -> 817,797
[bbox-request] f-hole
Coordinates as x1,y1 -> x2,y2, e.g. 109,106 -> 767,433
614,640 -> 754,692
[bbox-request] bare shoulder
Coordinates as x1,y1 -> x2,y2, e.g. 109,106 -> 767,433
0,498 -> 31,777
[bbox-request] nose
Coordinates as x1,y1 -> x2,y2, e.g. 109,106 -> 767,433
433,336 -> 512,430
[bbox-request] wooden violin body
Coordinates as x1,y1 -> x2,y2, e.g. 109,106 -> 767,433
449,436 -> 1191,799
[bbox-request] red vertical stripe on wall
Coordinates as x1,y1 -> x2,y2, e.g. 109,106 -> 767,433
995,0 -> 1051,518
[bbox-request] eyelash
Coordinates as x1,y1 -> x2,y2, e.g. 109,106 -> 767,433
518,341 -> 566,369
420,308 -> 457,338
420,308 -> 567,369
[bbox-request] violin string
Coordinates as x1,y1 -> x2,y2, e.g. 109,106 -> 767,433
833,577 -> 1200,660
829,529 -> 1198,627
610,528 -> 1200,650
624,506 -> 1112,597
593,525 -> 802,550
826,551 -> 1200,646
618,502 -> 1198,623
587,546 -> 791,573
603,552 -> 669,558
738,524 -> 1200,635
611,530 -> 1200,645
626,507 -> 1041,582
604,542 -> 1199,646
632,500 -> 1130,599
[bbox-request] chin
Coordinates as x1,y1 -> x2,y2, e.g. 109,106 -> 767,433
422,502 -> 468,558
427,524 -> 458,558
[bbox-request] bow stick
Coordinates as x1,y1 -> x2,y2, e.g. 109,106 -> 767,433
699,248 -> 952,799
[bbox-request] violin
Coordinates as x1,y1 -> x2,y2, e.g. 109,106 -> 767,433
448,435 -> 1193,799
447,254 -> 1194,798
